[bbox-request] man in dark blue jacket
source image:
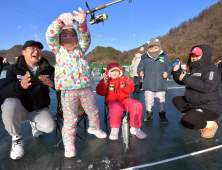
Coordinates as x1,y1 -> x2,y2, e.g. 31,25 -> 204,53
138,38 -> 173,123
0,40 -> 56,160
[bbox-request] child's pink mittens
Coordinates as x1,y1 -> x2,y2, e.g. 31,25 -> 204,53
73,8 -> 87,27
58,13 -> 75,26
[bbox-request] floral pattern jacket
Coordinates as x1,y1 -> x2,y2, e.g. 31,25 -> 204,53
46,20 -> 92,90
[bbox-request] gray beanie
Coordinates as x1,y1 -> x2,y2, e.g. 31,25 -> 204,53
147,38 -> 161,49
147,38 -> 162,60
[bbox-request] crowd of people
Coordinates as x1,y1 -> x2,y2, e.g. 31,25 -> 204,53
0,8 -> 221,161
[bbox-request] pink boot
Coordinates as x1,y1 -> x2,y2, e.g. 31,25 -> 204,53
130,127 -> 147,139
109,128 -> 119,140
64,144 -> 76,158
87,127 -> 107,138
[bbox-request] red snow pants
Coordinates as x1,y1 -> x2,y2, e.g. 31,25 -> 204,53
108,98 -> 143,128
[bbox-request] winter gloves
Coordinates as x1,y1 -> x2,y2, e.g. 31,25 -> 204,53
58,8 -> 87,27
58,13 -> 75,26
73,8 -> 87,27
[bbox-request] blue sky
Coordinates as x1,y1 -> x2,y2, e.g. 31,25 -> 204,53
0,0 -> 219,54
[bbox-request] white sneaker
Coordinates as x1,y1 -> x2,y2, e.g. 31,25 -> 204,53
64,144 -> 76,158
130,127 -> 147,139
10,134 -> 24,160
87,127 -> 107,138
29,122 -> 43,137
109,128 -> 119,140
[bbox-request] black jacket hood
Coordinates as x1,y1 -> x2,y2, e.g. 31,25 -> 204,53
16,55 -> 51,71
190,45 -> 213,70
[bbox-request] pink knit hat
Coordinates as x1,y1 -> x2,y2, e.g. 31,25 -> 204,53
62,25 -> 75,30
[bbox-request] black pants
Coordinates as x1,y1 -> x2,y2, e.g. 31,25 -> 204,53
172,96 -> 220,130
133,76 -> 141,91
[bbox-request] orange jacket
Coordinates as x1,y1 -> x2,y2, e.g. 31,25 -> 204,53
96,62 -> 135,105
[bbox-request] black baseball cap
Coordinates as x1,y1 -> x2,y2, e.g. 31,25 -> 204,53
23,40 -> 44,50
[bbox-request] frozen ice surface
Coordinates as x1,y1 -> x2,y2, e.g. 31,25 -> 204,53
88,164 -> 93,169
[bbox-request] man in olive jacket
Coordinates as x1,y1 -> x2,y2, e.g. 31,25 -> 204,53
0,40 -> 56,160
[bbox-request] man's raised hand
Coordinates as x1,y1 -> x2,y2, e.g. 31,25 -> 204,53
21,71 -> 32,89
38,75 -> 54,88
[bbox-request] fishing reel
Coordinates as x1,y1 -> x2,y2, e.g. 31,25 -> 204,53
88,13 -> 108,25
83,0 -> 131,25
61,1 -> 131,25
85,2 -> 108,25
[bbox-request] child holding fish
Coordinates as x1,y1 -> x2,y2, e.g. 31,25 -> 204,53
96,62 -> 147,140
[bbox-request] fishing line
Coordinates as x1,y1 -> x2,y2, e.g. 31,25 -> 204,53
52,135 -> 222,169
126,1 -> 133,117
0,0 -> 144,48
126,67 -> 143,82
129,0 -> 133,51
108,0 -> 128,16
122,144 -> 222,169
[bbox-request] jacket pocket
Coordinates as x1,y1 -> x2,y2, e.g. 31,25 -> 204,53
185,90 -> 202,105
198,94 -> 208,104
29,84 -> 50,110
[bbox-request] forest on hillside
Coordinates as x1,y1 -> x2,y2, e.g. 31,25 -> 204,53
159,0 -> 222,62
1,0 -> 222,64
86,0 -> 222,64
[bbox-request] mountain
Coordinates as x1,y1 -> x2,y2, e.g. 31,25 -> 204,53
1,0 -> 222,64
86,46 -> 122,63
158,0 -> 222,62
86,0 -> 222,63
0,45 -> 56,63
85,45 -> 146,64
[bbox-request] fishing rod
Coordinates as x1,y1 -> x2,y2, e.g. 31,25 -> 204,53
126,67 -> 143,82
61,0 -> 132,25
85,0 -> 125,15
85,0 -> 130,25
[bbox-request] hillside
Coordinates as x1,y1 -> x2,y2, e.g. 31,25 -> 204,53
158,0 -> 222,62
86,46 -> 122,63
86,0 -> 222,63
1,0 -> 222,64
0,45 -> 56,63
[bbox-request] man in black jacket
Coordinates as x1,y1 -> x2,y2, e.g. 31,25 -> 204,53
0,40 -> 56,160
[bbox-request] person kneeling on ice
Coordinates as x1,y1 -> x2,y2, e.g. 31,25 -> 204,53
137,38 -> 173,123
172,45 -> 222,138
46,9 -> 107,158
96,62 -> 147,140
0,40 -> 56,160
